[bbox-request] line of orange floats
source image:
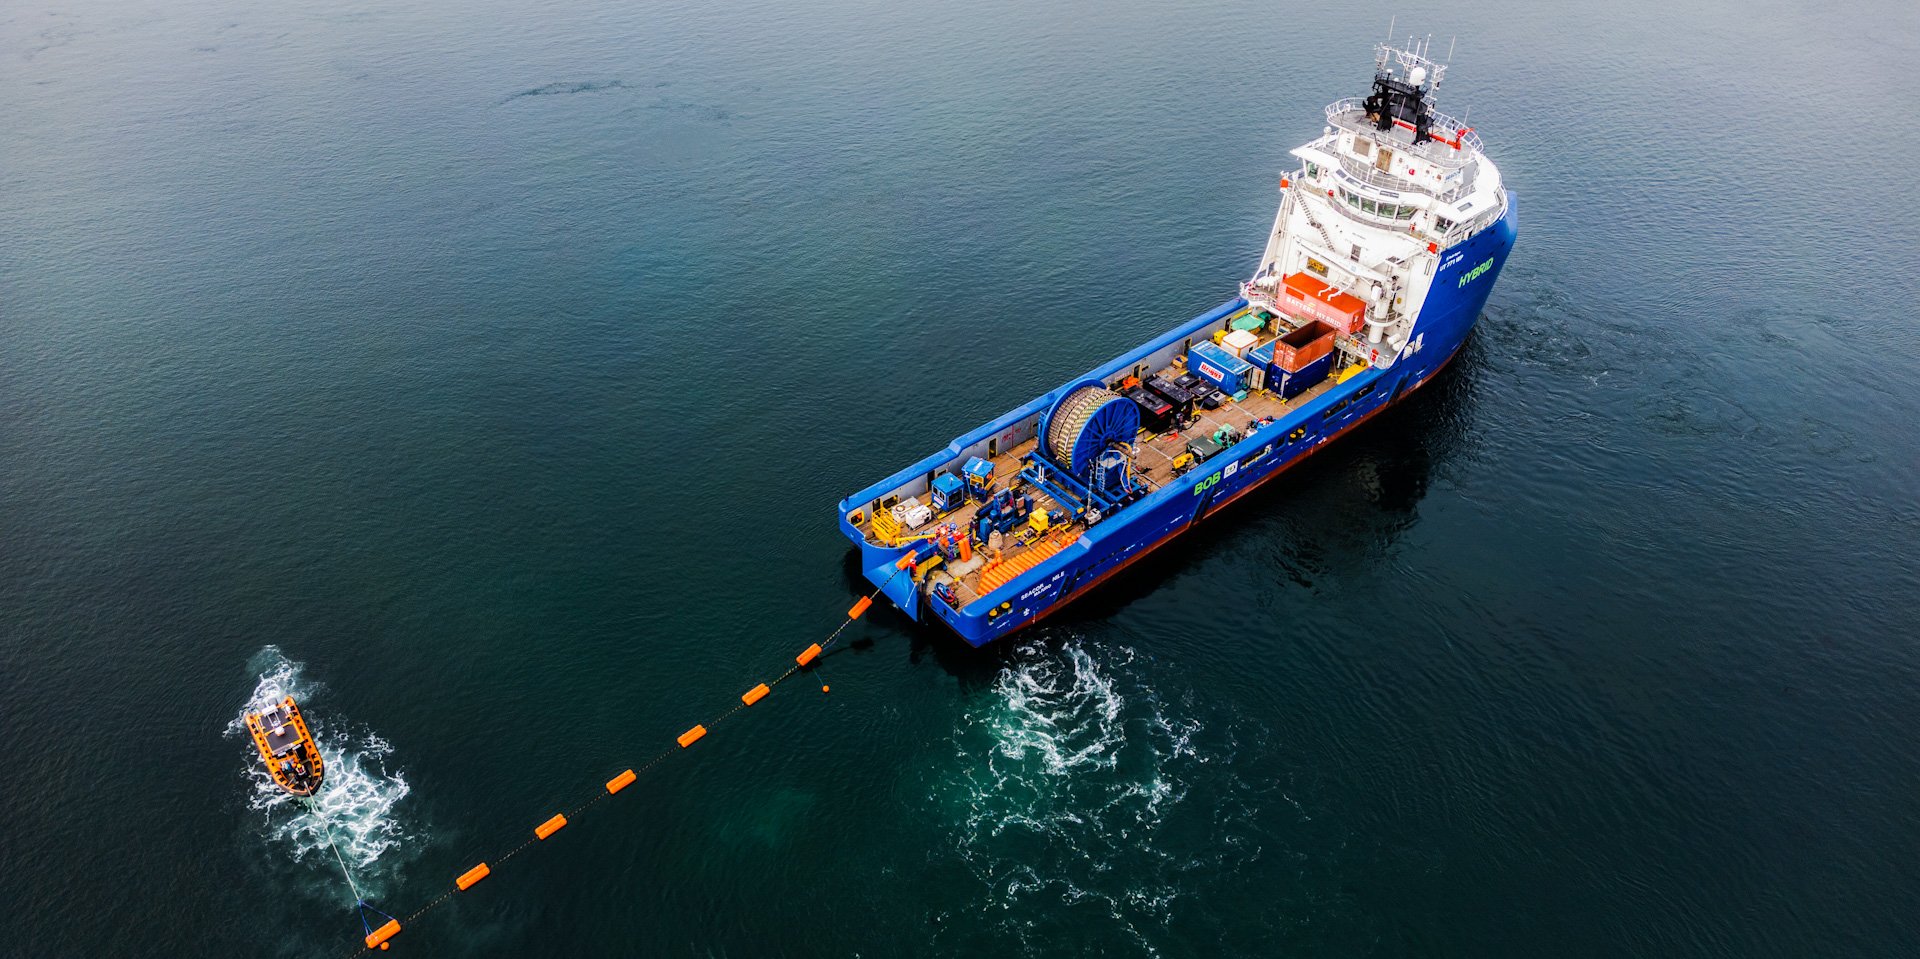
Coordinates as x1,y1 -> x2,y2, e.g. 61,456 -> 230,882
359,562 -> 899,951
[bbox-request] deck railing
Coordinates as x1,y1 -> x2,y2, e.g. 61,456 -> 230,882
869,506 -> 904,545
1323,97 -> 1483,157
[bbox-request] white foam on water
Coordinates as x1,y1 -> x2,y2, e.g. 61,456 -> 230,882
930,635 -> 1245,956
230,647 -> 413,886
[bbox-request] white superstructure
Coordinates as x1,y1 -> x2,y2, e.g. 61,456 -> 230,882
1243,39 -> 1508,368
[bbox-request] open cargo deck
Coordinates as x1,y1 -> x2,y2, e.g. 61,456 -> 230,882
848,313 -> 1352,610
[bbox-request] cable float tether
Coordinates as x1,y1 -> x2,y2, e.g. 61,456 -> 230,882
331,563 -> 914,953
359,901 -> 402,951
306,797 -> 405,952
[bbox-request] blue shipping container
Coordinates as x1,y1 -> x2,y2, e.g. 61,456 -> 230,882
1274,353 -> 1334,399
1245,341 -> 1275,391
1188,342 -> 1251,395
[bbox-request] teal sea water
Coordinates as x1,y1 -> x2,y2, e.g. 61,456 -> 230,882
5,0 -> 1919,955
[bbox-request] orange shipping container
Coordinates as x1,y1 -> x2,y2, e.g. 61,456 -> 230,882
1278,273 -> 1367,335
1272,320 -> 1338,372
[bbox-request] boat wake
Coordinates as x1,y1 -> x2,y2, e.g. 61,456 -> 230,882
229,647 -> 413,889
926,635 -> 1264,956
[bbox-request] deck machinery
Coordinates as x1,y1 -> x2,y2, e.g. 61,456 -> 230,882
1032,381 -> 1146,522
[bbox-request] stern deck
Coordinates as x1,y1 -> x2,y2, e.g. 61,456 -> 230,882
850,328 -> 1357,610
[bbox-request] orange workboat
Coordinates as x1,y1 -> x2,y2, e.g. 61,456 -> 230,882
245,696 -> 324,797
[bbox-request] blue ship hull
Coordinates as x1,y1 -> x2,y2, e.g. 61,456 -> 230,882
838,197 -> 1517,647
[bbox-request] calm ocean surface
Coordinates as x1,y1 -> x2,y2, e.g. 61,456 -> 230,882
4,0 -> 1918,955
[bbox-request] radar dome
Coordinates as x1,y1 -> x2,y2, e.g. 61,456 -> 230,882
1408,66 -> 1427,86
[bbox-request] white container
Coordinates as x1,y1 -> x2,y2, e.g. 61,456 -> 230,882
1221,328 -> 1258,357
892,498 -> 933,530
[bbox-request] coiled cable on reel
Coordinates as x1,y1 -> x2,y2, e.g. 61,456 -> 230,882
1040,382 -> 1139,479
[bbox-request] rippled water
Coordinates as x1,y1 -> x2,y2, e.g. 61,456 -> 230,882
928,641 -> 1228,955
4,0 -> 1919,955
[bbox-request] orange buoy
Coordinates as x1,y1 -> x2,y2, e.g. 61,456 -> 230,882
364,918 -> 401,949
677,725 -> 707,748
796,644 -> 822,667
847,596 -> 873,620
605,769 -> 637,794
535,814 -> 568,840
741,683 -> 770,706
821,684 -> 830,694
456,863 -> 491,890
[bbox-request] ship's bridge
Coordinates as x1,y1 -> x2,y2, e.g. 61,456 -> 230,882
1324,98 -> 1481,169
1306,39 -> 1487,202
1312,101 -> 1483,205
1295,44 -> 1501,224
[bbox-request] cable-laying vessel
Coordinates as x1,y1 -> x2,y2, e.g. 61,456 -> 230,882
837,38 -> 1517,646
